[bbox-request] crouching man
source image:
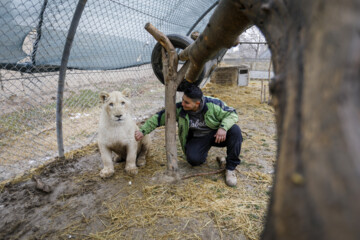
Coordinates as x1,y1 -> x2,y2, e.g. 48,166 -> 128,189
135,84 -> 243,187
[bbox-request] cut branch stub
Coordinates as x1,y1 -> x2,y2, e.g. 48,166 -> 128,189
176,61 -> 190,85
145,22 -> 178,80
145,22 -> 180,174
161,48 -> 168,81
145,22 -> 175,53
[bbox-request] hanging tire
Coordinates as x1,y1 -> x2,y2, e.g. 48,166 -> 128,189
151,34 -> 207,92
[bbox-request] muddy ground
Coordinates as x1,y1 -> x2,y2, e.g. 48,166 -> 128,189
0,66 -> 166,181
0,81 -> 276,240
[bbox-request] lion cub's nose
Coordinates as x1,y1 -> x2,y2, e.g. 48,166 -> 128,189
115,115 -> 122,119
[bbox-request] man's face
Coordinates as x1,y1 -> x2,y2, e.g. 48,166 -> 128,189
182,94 -> 200,111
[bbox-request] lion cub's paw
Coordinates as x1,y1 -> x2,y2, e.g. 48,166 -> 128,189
136,157 -> 146,167
100,168 -> 114,178
125,166 -> 138,176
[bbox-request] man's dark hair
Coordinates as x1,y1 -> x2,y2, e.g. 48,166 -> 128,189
184,84 -> 203,102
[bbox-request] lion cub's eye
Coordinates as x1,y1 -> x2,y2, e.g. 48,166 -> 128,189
121,101 -> 125,105
109,103 -> 113,107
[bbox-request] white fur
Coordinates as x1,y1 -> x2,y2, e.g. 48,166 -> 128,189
98,89 -> 150,178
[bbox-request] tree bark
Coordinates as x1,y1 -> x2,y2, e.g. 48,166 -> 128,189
179,0 -> 251,82
163,56 -> 190,176
161,47 -> 179,174
239,0 -> 360,239
145,23 -> 190,177
180,0 -> 360,239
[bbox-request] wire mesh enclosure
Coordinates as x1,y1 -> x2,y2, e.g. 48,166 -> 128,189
0,0 -> 219,181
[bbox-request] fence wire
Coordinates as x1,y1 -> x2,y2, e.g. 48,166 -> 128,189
0,0 -> 272,182
0,0 -> 219,181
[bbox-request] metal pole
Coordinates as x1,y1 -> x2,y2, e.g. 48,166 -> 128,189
56,0 -> 87,158
186,1 -> 219,36
31,0 -> 48,65
268,60 -> 272,103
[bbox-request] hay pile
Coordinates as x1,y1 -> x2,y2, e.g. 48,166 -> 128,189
57,81 -> 276,240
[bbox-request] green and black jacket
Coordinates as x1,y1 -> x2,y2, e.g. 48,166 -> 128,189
139,96 -> 239,154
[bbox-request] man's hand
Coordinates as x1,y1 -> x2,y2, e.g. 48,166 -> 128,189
135,130 -> 144,141
214,128 -> 227,143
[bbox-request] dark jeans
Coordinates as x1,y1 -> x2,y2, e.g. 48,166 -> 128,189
185,124 -> 243,170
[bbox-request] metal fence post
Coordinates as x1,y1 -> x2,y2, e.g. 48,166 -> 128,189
56,0 -> 87,158
31,0 -> 48,65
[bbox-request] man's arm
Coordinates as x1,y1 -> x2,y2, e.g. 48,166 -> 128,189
135,112 -> 162,142
135,102 -> 183,141
210,100 -> 238,143
214,128 -> 227,143
205,97 -> 238,131
219,111 -> 238,131
135,130 -> 144,141
214,103 -> 239,131
135,110 -> 165,140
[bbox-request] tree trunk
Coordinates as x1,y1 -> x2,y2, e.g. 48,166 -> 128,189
145,23 -> 179,176
243,1 -> 360,239
145,23 -> 190,178
161,48 -> 180,173
163,58 -> 190,176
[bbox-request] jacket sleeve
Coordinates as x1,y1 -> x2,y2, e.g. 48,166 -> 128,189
214,103 -> 239,131
139,102 -> 182,135
139,110 -> 166,135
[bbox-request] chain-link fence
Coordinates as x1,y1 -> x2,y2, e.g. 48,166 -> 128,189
0,0 -> 272,182
0,0 -> 220,181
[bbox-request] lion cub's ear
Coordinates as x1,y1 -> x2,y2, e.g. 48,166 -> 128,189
100,91 -> 109,103
122,88 -> 131,98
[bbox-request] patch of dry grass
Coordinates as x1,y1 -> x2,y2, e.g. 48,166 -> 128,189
1,81 -> 276,240
61,151 -> 271,239
59,81 -> 276,240
0,143 -> 98,191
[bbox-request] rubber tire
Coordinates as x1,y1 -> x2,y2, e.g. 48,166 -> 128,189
151,34 -> 206,92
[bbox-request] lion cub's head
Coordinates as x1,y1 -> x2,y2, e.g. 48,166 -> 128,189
100,89 -> 131,123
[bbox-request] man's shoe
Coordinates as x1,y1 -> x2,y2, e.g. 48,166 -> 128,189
225,169 -> 237,187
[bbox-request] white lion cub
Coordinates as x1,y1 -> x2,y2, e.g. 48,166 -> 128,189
98,89 -> 150,178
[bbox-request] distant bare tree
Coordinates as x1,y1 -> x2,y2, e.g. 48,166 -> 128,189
237,26 -> 267,69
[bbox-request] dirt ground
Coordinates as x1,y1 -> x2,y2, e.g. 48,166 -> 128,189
0,67 -> 167,181
0,81 -> 276,240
